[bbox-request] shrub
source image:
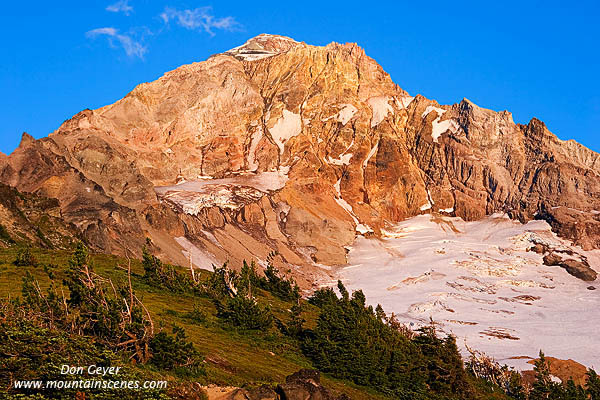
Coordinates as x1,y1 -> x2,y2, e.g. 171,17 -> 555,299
13,247 -> 37,267
0,305 -> 168,399
215,295 -> 273,330
182,304 -> 207,325
278,303 -> 305,338
588,369 -> 600,400
308,286 -> 338,308
142,247 -> 195,293
149,326 -> 204,377
259,263 -> 300,301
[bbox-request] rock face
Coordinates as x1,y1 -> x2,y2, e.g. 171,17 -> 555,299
0,183 -> 80,249
1,34 -> 599,280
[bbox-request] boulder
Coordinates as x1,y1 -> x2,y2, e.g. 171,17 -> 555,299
276,369 -> 343,400
529,243 -> 548,254
561,260 -> 597,282
543,253 -> 597,281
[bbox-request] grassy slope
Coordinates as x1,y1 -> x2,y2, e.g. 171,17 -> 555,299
0,247 -> 389,400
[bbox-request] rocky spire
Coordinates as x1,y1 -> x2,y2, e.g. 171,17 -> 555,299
19,132 -> 35,148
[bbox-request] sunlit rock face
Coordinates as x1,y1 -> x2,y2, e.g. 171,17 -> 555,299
0,34 -> 599,285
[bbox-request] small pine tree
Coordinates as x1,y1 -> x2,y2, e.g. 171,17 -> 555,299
215,295 -> 273,330
337,280 -> 349,301
64,242 -> 90,307
375,304 -> 386,321
286,303 -> 305,337
565,378 -> 587,400
260,262 -> 300,301
13,247 -> 37,267
531,351 -> 553,400
588,369 -> 600,400
238,260 -> 260,298
308,286 -> 338,308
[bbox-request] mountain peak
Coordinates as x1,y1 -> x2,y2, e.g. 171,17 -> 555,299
225,33 -> 302,61
19,132 -> 35,148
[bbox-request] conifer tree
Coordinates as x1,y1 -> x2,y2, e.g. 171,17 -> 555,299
565,378 -> 586,400
531,351 -> 553,400
588,369 -> 600,400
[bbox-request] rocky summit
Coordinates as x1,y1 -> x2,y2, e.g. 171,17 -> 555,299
1,34 -> 599,288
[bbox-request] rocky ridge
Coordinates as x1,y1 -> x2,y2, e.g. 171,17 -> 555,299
1,34 -> 598,285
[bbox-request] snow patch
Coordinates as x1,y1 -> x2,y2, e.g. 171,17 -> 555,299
175,236 -> 217,271
327,138 -> 355,166
336,104 -> 358,125
395,95 -> 414,109
328,153 -> 353,166
269,110 -> 302,154
432,119 -> 459,142
334,214 -> 600,370
155,171 -> 289,214
334,178 -> 374,235
422,105 -> 459,142
363,141 -> 379,169
368,96 -> 394,127
420,189 -> 435,211
422,105 -> 446,118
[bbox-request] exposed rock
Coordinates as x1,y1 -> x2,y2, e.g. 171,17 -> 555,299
19,132 -> 35,147
0,183 -> 81,248
246,385 -> 278,400
561,260 -> 597,282
1,33 -> 599,277
225,34 -> 302,61
543,253 -> 597,281
276,369 -> 344,400
543,253 -> 563,266
529,243 -> 547,254
588,286 -> 596,290
201,371 -> 348,400
522,357 -> 589,387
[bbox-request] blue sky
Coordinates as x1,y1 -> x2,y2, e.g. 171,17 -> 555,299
1,1 -> 598,154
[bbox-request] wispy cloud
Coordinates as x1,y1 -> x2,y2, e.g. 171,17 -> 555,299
86,27 -> 147,59
106,0 -> 133,15
160,6 -> 239,36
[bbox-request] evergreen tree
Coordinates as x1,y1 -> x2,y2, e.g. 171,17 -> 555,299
303,281 -> 478,399
13,247 -> 37,267
308,286 -> 338,308
507,370 -> 526,400
564,378 -> 586,400
142,246 -> 195,293
531,351 -> 554,400
149,325 -> 204,377
215,295 -> 273,330
588,369 -> 600,400
286,303 -> 305,337
260,262 -> 300,301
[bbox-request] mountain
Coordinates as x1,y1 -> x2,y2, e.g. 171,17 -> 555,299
1,33 -> 599,290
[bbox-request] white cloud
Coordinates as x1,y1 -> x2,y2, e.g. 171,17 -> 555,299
160,6 -> 239,36
106,0 -> 133,15
86,27 -> 147,59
